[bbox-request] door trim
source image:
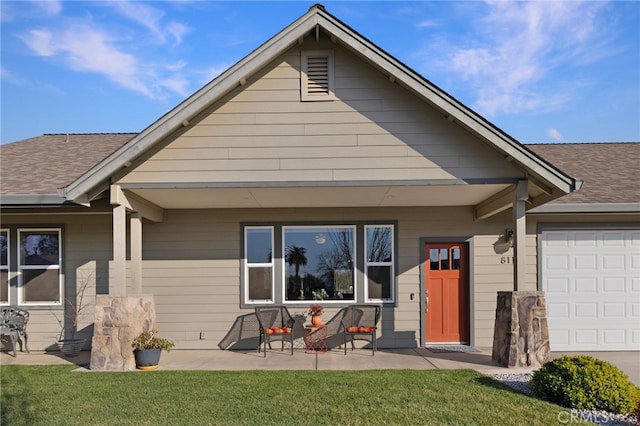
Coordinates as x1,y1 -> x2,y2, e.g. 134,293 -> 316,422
419,237 -> 472,347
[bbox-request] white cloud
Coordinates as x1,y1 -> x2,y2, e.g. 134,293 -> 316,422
548,128 -> 564,142
167,21 -> 191,46
20,29 -> 55,56
440,1 -> 613,116
110,1 -> 191,46
19,25 -> 183,99
32,0 -> 62,17
416,19 -> 438,29
0,67 -> 26,85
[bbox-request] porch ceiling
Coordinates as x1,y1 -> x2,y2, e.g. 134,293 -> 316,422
128,184 -> 511,209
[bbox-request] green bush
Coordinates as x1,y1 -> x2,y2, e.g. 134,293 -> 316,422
529,355 -> 639,414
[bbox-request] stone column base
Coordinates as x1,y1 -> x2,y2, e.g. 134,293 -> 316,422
491,291 -> 550,368
90,295 -> 156,371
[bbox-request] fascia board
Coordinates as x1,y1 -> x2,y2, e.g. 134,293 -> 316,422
1,194 -> 68,206
528,203 -> 640,215
315,12 -> 576,195
62,9 -> 320,204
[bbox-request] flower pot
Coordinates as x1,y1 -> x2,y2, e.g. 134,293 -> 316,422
134,348 -> 162,370
311,315 -> 323,326
56,338 -> 86,357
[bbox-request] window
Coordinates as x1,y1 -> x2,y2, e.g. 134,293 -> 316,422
18,229 -> 62,305
245,227 -> 274,303
0,230 -> 8,304
283,226 -> 355,302
301,50 -> 335,101
365,225 -> 394,301
242,223 -> 395,306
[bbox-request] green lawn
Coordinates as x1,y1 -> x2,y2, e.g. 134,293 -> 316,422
1,366 -> 567,425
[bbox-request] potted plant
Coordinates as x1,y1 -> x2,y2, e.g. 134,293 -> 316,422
132,329 -> 175,370
54,272 -> 93,357
307,304 -> 324,326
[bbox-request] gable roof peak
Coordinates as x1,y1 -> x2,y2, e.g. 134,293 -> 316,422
60,3 -> 576,204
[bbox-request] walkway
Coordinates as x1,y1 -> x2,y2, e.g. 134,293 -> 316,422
2,347 -> 637,386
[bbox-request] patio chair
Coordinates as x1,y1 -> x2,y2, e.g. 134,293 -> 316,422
1,306 -> 30,356
255,305 -> 295,357
340,304 -> 381,356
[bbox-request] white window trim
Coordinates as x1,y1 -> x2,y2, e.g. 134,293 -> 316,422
282,225 -> 356,305
0,229 -> 8,306
244,226 -> 274,304
301,50 -> 335,101
364,224 -> 395,303
17,228 -> 63,306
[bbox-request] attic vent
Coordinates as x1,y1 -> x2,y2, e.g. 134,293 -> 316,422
301,50 -> 335,101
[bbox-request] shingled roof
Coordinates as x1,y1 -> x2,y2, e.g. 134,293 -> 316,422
0,133 -> 135,196
526,142 -> 640,205
1,134 -> 637,211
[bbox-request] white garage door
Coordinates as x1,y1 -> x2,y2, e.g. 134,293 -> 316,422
542,229 -> 640,351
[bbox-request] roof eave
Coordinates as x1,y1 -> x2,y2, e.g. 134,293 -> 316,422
1,194 -> 75,207
528,202 -> 640,215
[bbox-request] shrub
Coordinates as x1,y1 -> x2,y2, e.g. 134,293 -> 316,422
529,356 -> 639,414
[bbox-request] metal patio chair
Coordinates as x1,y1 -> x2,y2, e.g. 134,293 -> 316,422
340,304 -> 381,356
255,305 -> 295,357
1,306 -> 30,356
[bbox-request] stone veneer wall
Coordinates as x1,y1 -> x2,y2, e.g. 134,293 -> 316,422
491,291 -> 550,368
90,295 -> 156,371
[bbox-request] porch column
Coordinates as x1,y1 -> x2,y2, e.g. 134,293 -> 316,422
492,179 -> 550,368
513,180 -> 528,291
112,204 -> 127,296
130,212 -> 143,293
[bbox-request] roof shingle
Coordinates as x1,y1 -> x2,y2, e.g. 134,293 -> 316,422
0,133 -> 135,195
526,142 -> 640,204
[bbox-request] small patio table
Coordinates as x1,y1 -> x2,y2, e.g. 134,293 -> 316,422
303,324 -> 327,353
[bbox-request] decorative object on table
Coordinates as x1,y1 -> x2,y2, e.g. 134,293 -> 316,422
255,305 -> 296,357
340,304 -> 381,356
307,304 -> 324,326
132,329 -> 175,370
1,306 -> 30,356
54,273 -> 93,357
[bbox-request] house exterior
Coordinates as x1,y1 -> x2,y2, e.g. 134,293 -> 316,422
1,5 -> 637,353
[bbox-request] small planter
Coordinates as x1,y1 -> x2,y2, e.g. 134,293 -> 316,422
134,348 -> 162,370
56,338 -> 86,357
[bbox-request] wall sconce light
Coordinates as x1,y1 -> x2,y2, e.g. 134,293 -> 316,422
315,234 -> 326,244
505,228 -> 514,247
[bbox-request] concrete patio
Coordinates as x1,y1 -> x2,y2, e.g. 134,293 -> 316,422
2,347 -> 638,386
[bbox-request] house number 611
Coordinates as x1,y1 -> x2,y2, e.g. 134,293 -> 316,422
500,256 -> 514,264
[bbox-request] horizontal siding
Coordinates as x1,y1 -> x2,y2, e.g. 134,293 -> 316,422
119,38 -> 522,186
471,234 -> 538,347
5,209 -> 541,351
1,214 -> 111,351
132,207 -> 527,349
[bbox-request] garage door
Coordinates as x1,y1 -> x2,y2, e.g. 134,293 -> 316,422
541,229 -> 640,351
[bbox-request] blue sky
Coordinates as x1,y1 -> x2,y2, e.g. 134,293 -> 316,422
1,1 -> 638,145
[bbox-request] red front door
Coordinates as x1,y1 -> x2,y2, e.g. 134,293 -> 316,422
424,243 -> 469,343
